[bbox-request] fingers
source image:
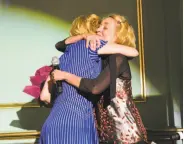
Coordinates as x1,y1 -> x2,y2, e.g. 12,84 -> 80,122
86,35 -> 95,48
51,70 -> 63,82
86,35 -> 103,50
100,36 -> 105,41
90,40 -> 96,50
87,39 -> 97,49
86,38 -> 90,48
96,39 -> 101,48
51,70 -> 57,82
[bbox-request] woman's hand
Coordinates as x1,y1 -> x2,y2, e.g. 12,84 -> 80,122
51,70 -> 81,88
85,34 -> 104,50
51,70 -> 65,82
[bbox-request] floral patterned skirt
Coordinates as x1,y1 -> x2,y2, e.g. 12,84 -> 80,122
94,79 -> 148,144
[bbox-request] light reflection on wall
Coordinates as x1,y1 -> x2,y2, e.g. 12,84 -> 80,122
0,5 -> 160,104
0,6 -> 70,103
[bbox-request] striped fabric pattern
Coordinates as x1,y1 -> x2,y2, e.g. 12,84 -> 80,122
39,40 -> 106,144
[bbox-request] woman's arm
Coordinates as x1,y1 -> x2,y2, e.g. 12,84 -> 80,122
55,39 -> 67,52
84,35 -> 138,57
56,34 -> 138,57
55,34 -> 86,52
52,54 -> 127,95
97,42 -> 139,57
51,70 -> 81,88
40,76 -> 52,103
65,34 -> 86,44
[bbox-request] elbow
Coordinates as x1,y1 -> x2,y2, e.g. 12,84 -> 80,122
55,43 -> 59,50
133,49 -> 139,57
40,93 -> 49,103
40,93 -> 45,102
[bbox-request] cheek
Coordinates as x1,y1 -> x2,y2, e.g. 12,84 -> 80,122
107,30 -> 115,38
109,25 -> 117,35
104,29 -> 111,35
102,31 -> 110,39
110,27 -> 117,36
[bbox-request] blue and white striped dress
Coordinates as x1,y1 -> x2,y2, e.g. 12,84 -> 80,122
40,40 -> 106,144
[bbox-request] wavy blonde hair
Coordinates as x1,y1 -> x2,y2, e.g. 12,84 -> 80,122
108,14 -> 136,48
70,14 -> 100,36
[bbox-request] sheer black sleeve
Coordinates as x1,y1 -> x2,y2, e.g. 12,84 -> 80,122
55,38 -> 68,52
127,56 -> 134,60
79,54 -> 129,95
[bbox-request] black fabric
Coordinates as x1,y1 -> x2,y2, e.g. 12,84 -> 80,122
109,55 -> 116,100
79,54 -> 131,96
100,56 -> 111,108
55,39 -> 68,52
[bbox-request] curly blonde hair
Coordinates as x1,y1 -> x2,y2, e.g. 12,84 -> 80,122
108,14 -> 136,48
70,14 -> 101,36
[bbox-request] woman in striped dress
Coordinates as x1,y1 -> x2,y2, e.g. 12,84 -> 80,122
52,14 -> 148,143
39,14 -> 138,144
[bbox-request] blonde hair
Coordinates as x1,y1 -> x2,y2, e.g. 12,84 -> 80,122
108,14 -> 136,48
70,14 -> 100,36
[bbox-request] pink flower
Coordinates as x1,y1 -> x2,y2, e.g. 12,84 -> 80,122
23,85 -> 40,99
23,65 -> 52,99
